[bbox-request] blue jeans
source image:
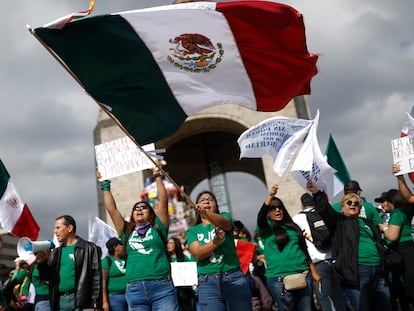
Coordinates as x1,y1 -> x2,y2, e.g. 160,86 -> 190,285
34,300 -> 51,311
109,293 -> 128,311
125,277 -> 179,311
311,260 -> 346,311
267,274 -> 312,311
197,268 -> 252,311
344,265 -> 391,311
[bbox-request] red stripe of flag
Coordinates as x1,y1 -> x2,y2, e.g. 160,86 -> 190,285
11,205 -> 40,240
217,1 -> 318,112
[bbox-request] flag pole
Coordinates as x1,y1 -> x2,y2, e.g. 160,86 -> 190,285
27,26 -> 195,207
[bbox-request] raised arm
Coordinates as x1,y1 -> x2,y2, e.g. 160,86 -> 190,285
393,164 -> 414,204
196,208 -> 232,231
257,184 -> 278,230
97,171 -> 125,236
307,180 -> 338,233
152,165 -> 169,228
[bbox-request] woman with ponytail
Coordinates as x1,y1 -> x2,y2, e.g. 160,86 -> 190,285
257,184 -> 320,311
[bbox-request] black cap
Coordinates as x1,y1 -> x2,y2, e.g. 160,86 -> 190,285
105,237 -> 122,250
300,193 -> 314,207
344,180 -> 362,193
375,189 -> 399,203
374,192 -> 388,203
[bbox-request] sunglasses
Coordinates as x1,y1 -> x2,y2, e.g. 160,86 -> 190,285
346,200 -> 360,207
198,198 -> 215,203
133,205 -> 149,211
269,205 -> 282,211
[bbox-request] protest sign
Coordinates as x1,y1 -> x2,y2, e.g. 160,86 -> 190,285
170,262 -> 198,287
95,137 -> 157,181
391,136 -> 414,176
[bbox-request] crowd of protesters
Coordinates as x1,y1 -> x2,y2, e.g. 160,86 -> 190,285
3,162 -> 414,311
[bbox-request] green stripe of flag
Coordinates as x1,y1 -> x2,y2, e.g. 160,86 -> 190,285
325,134 -> 351,185
35,14 -> 187,145
0,160 -> 10,197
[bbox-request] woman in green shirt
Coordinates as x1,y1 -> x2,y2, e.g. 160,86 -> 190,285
102,237 -> 127,311
378,188 -> 414,305
187,191 -> 253,311
99,165 -> 179,311
167,237 -> 196,311
257,184 -> 320,311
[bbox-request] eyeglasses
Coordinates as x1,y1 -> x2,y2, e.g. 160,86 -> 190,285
346,200 -> 360,207
198,198 -> 215,203
133,205 -> 149,211
269,205 -> 282,211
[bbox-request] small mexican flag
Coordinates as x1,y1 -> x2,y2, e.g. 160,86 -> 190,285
0,160 -> 39,240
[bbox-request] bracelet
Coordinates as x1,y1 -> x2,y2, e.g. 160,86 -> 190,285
383,226 -> 389,232
100,180 -> 111,191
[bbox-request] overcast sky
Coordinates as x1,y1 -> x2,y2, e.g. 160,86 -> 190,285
1,0 -> 413,240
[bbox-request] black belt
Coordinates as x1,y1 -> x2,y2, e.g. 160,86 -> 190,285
59,289 -> 75,296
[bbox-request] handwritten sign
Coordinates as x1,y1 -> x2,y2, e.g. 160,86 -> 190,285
95,137 -> 155,181
391,136 -> 414,176
170,262 -> 198,287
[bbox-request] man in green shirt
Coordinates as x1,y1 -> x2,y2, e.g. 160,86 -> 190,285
37,215 -> 102,311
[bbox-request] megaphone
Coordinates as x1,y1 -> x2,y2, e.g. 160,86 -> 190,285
17,237 -> 55,260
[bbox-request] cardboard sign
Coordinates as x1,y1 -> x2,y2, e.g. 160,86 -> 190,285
391,136 -> 414,176
170,262 -> 198,287
95,137 -> 156,180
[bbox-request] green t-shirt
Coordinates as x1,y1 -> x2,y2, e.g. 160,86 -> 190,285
388,208 -> 412,244
170,253 -> 194,262
59,243 -> 76,292
102,256 -> 127,293
122,218 -> 170,282
31,264 -> 49,296
11,269 -> 27,283
358,218 -> 381,266
19,275 -> 30,297
256,222 -> 308,278
333,201 -> 383,226
254,237 -> 265,255
187,212 -> 240,275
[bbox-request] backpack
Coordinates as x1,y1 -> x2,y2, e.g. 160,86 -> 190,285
302,208 -> 331,251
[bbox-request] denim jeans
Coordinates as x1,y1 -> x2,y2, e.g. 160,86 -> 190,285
197,268 -> 252,311
267,274 -> 312,311
109,293 -> 128,311
125,277 -> 179,311
311,259 -> 347,311
34,300 -> 51,311
344,265 -> 391,311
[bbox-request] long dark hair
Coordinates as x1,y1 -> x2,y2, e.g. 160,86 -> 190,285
124,200 -> 156,247
194,191 -> 220,225
269,197 -> 304,252
168,237 -> 185,262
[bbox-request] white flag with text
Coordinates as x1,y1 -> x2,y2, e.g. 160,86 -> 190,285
238,116 -> 313,177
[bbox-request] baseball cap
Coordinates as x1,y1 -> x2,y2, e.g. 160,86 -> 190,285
374,189 -> 399,203
105,237 -> 122,250
300,193 -> 314,207
374,192 -> 387,203
344,180 -> 362,193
